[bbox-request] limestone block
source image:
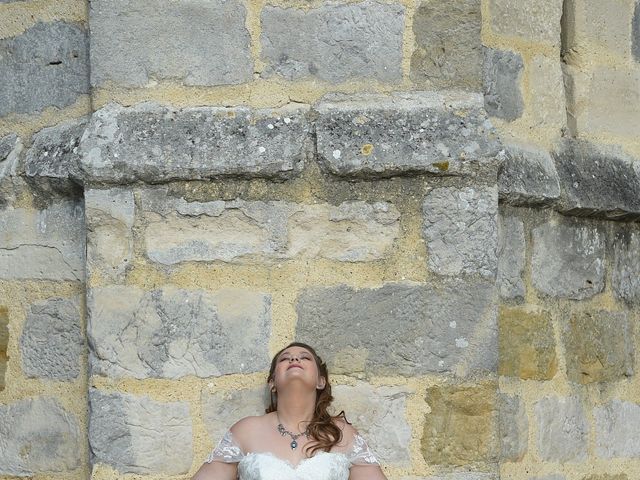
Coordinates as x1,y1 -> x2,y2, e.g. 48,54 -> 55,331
333,383 -> 412,466
401,475 -> 497,480
410,0 -> 482,90
489,0 -> 562,43
79,103 -> 312,183
530,476 -> 566,480
315,92 -> 503,178
260,2 -> 403,83
0,134 -> 22,206
634,2 -> 640,62
528,55 -> 567,131
89,389 -> 192,474
483,48 -> 524,121
87,285 -> 271,378
0,201 -> 85,281
423,185 -> 498,278
498,393 -> 528,462
612,229 -> 640,304
534,396 -> 588,462
582,475 -> 628,480
296,279 -> 497,377
0,397 -> 81,475
0,22 -> 88,117
563,310 -> 633,384
595,400 -> 640,458
531,220 -> 605,299
498,306 -> 557,380
90,0 -> 252,87
0,306 -> 8,391
422,383 -> 498,466
497,214 -> 525,300
20,297 -> 83,380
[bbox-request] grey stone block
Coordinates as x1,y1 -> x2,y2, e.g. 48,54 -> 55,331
595,400 -> 640,458
498,394 -> 528,462
633,2 -> 640,63
531,220 -> 605,299
401,475 -> 497,480
87,285 -> 271,378
529,476 -> 566,480
79,102 -> 312,183
0,397 -> 81,475
0,22 -> 88,117
296,279 -> 497,377
89,389 -> 193,474
534,396 -> 588,462
20,297 -> 83,380
553,140 -> 640,220
498,144 -> 560,206
261,1 -> 403,83
315,92 -> 503,178
483,48 -> 524,121
0,134 -> 22,206
497,214 -> 525,300
423,185 -> 498,278
489,0 -> 562,43
90,0 -> 252,87
410,0 -> 482,90
612,229 -> 640,304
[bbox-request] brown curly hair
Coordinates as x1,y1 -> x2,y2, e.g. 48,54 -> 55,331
266,342 -> 348,456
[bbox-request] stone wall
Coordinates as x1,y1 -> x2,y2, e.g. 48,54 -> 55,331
0,1 -> 639,480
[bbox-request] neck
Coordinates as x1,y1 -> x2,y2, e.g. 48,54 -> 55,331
275,388 -> 316,432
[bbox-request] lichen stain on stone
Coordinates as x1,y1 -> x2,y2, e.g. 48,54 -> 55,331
361,144 -> 374,156
432,161 -> 449,171
226,110 -> 236,118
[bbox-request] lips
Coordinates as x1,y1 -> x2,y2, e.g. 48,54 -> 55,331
287,364 -> 303,370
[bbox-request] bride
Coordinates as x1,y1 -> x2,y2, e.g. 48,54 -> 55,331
192,342 -> 388,480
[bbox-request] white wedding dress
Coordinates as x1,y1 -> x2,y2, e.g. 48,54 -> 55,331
205,430 -> 379,480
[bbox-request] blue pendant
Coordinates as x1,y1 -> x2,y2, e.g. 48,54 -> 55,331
290,440 -> 297,449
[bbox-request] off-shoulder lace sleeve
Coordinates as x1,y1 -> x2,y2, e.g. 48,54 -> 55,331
347,433 -> 380,466
205,430 -> 245,463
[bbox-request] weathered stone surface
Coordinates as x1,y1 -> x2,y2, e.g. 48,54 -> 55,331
333,383 -> 411,466
534,396 -> 588,462
529,55 -> 567,131
261,2 -> 403,83
497,214 -> 525,300
634,2 -> 640,62
79,103 -> 312,183
0,22 -> 88,117
90,0 -> 252,87
20,297 -> 82,380
89,389 -> 192,474
0,201 -> 85,281
85,188 -> 135,281
595,400 -> 640,458
499,306 -> 557,380
88,285 -> 271,378
410,0 -> 482,90
530,476 -> 566,480
0,306 -> 8,391
296,279 -> 497,377
483,48 -> 524,121
612,229 -> 640,304
423,185 -> 498,278
498,144 -> 560,206
401,475 -> 497,480
422,383 -> 498,465
531,220 -> 605,299
582,475 -> 628,480
0,397 -> 81,475
563,310 -> 633,385
498,393 -> 528,462
489,0 -> 562,43
315,92 -> 503,178
0,134 -> 22,206
553,140 -> 640,220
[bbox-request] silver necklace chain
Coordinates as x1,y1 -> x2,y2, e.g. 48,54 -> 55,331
276,415 -> 310,450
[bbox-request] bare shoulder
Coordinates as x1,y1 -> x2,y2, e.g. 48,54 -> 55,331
332,416 -> 359,444
229,414 -> 273,446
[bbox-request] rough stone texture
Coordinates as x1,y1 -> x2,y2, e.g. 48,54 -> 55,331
498,143 -> 560,206
531,220 -> 605,300
582,475 -> 628,480
530,476 -> 566,480
89,389 -> 192,474
79,102 -> 312,183
410,0 -> 482,90
497,215 -> 525,300
483,48 -> 524,122
595,400 -> 640,458
261,2 -> 403,83
0,307 -> 8,391
498,393 -> 528,462
612,229 -> 640,304
422,383 -> 498,466
0,201 -> 85,281
315,92 -> 503,178
423,185 -> 498,278
88,285 -> 271,378
20,297 -> 83,380
0,134 -> 22,207
529,55 -> 567,131
499,306 -> 557,380
333,383 -> 411,466
0,397 -> 81,475
296,279 -> 498,377
90,0 -> 252,87
534,396 -> 588,462
0,22 -> 88,117
85,188 -> 135,282
553,140 -> 640,220
489,0 -> 562,43
634,2 -> 640,62
401,475 -> 497,480
562,310 -> 633,385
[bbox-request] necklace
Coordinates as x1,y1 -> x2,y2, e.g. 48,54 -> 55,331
276,415 -> 309,450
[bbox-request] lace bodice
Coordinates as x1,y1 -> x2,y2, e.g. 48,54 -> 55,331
205,430 -> 379,480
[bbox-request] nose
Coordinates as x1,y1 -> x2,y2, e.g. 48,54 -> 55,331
289,356 -> 300,362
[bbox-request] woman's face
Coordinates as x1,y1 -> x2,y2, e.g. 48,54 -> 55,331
271,346 -> 326,392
